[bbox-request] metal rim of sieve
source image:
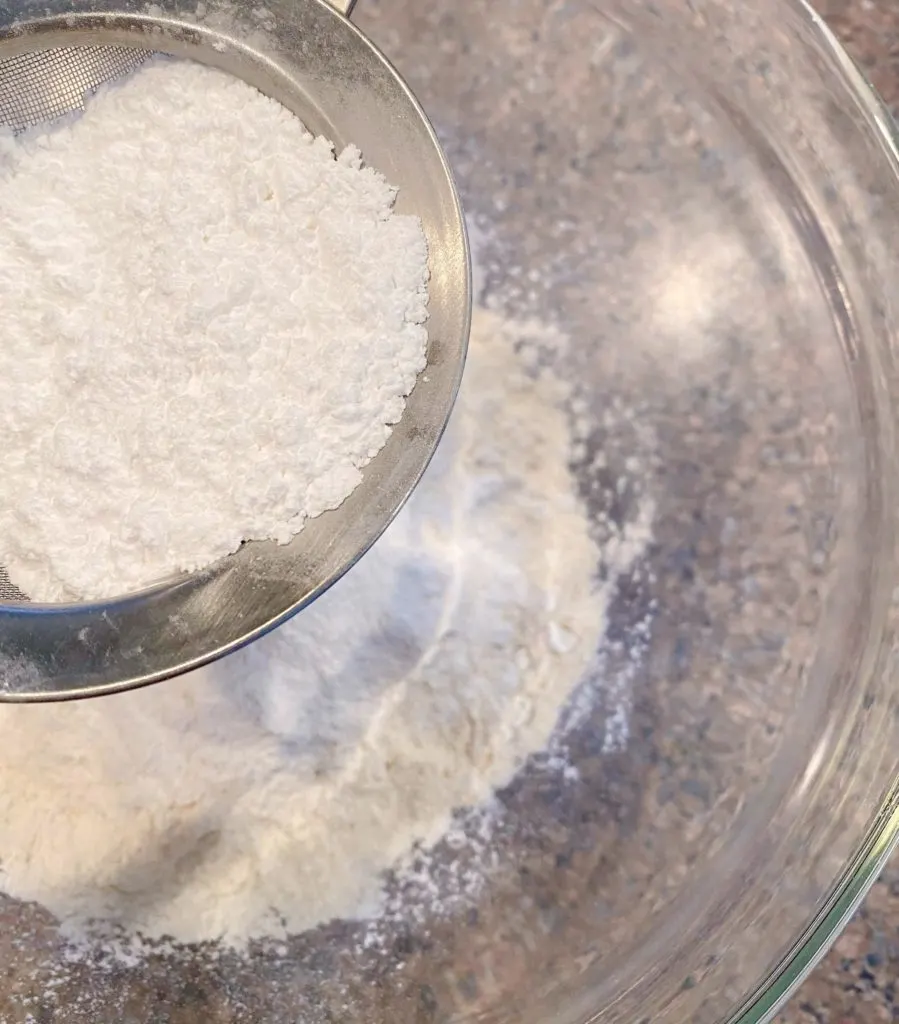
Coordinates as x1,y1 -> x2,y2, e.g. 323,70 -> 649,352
0,0 -> 471,701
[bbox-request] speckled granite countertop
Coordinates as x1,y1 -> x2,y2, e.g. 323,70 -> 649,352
775,5 -> 899,1022
775,868 -> 899,1023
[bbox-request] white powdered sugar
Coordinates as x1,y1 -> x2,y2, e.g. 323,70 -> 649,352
0,306 -> 653,951
0,58 -> 428,602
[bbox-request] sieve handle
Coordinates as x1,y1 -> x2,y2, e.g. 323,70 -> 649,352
329,0 -> 358,15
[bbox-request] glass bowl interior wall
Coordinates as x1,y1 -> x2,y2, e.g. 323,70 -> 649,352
352,2 -> 899,1020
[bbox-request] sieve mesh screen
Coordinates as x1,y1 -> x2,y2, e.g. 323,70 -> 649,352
0,46 -> 149,130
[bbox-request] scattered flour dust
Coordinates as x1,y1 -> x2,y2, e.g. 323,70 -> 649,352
0,57 -> 429,602
0,306 -> 653,952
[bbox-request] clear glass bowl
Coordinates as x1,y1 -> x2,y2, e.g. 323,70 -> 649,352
352,3 -> 899,1018
4,0 -> 899,1022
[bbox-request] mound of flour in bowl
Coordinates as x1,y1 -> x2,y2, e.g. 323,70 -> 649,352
0,58 -> 428,602
0,306 -> 647,950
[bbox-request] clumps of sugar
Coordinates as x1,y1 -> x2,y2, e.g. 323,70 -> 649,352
0,57 -> 429,601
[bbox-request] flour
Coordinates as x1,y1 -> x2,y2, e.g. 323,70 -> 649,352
0,306 -> 652,950
0,58 -> 429,602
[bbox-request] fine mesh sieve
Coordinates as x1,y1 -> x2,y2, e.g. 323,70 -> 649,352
0,0 -> 470,701
0,567 -> 20,603
0,46 -> 148,129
